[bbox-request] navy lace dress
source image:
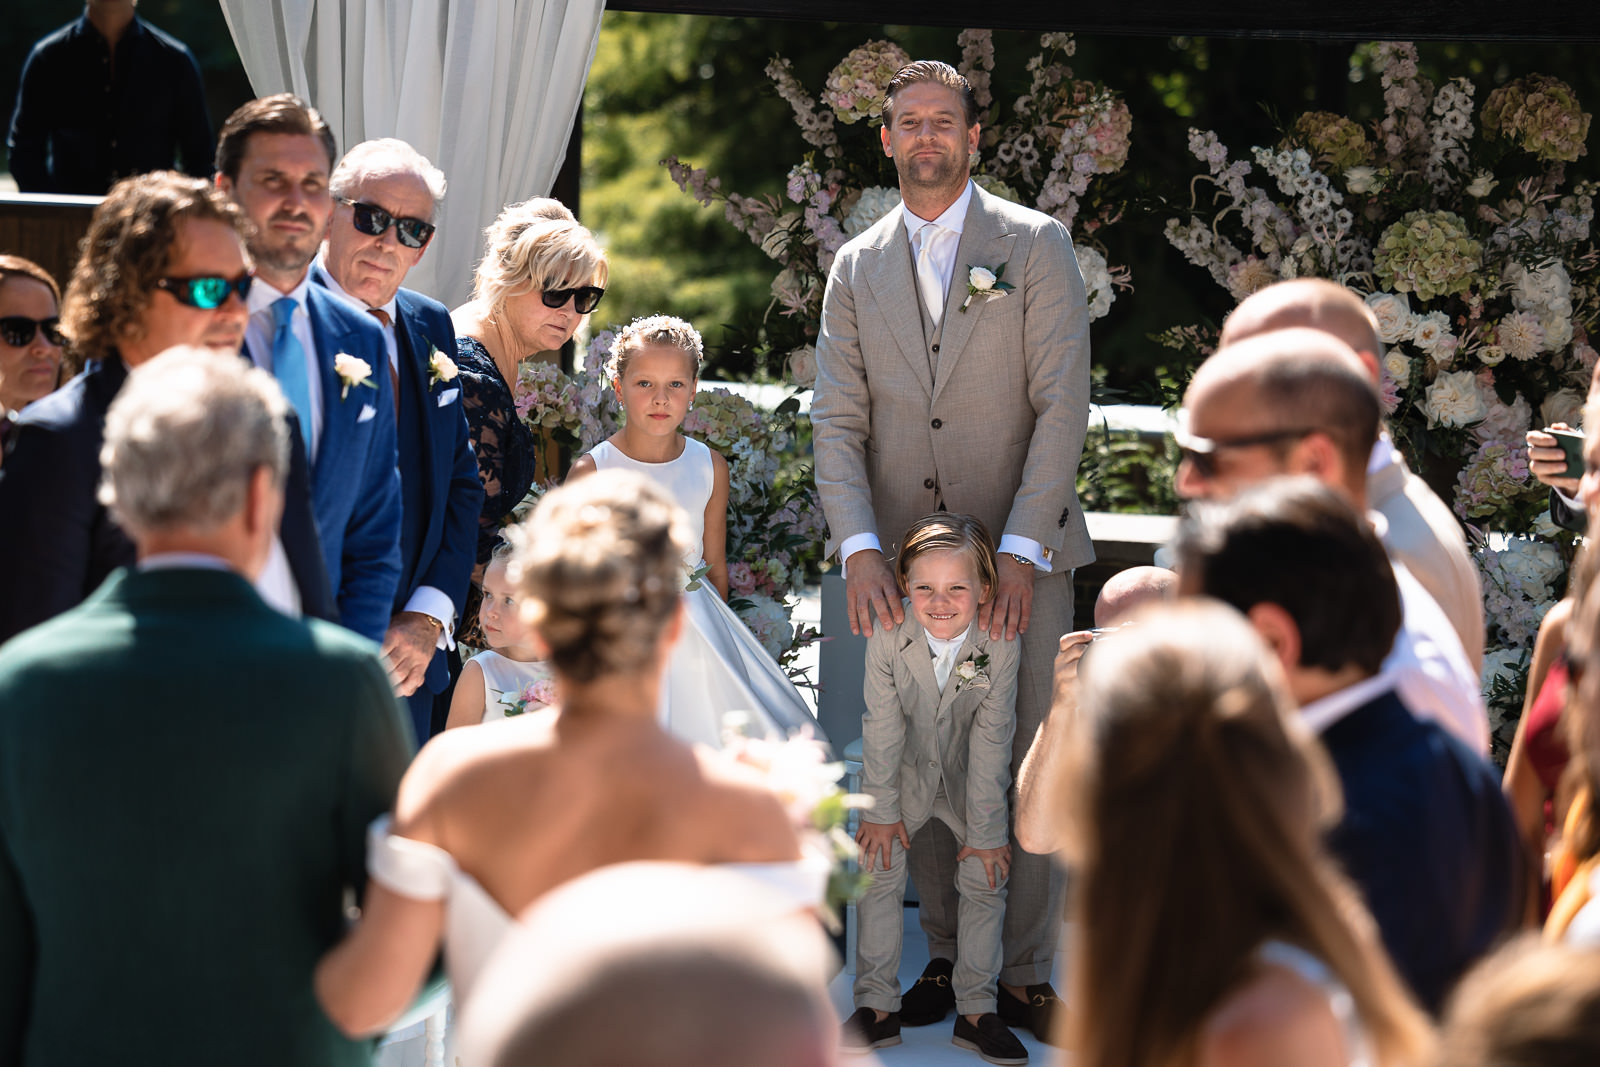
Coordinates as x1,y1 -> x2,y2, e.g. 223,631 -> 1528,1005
454,336 -> 537,643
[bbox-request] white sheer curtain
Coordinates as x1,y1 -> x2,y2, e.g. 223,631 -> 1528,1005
218,0 -> 605,305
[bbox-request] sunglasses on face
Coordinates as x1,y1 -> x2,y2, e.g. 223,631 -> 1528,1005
155,274 -> 254,310
541,285 -> 605,315
0,315 -> 65,347
338,197 -> 436,249
1177,427 -> 1318,480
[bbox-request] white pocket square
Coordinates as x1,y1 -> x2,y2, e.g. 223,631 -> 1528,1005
358,404 -> 377,423
437,387 -> 459,407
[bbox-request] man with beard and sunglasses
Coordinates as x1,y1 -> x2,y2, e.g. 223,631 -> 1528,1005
215,94 -> 402,645
311,138 -> 482,744
0,170 -> 336,643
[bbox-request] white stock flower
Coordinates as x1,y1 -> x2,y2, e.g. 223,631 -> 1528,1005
1422,370 -> 1488,427
1466,171 -> 1498,198
1344,165 -> 1378,193
1077,245 -> 1115,320
1365,291 -> 1415,345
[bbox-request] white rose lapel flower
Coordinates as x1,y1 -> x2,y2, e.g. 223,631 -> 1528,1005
959,263 -> 1015,313
333,353 -> 376,400
428,345 -> 459,389
952,652 -> 991,694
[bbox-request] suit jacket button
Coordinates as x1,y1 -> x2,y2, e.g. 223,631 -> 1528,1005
923,477 -> 935,489
931,418 -> 942,429
931,343 -> 940,353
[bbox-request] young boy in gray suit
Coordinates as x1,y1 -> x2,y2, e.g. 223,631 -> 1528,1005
841,513 -> 1028,1065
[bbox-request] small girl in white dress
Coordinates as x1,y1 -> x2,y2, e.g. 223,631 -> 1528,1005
444,544 -> 556,728
567,314 -> 821,748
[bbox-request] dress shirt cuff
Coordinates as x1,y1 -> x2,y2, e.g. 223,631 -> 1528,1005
839,533 -> 883,573
404,586 -> 457,651
1556,487 -> 1583,511
997,535 -> 1052,574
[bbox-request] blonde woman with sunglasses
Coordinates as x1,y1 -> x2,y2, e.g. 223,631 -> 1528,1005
449,199 -> 606,645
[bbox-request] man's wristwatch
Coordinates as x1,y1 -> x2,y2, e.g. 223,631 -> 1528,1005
1006,553 -> 1033,568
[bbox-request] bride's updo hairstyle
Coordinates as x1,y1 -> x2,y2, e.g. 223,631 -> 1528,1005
509,470 -> 690,684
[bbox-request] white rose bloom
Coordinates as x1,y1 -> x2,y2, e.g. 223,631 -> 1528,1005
1543,315 -> 1575,353
786,345 -> 818,389
1077,246 -> 1115,320
1540,388 -> 1585,429
1422,369 -> 1489,427
1383,350 -> 1413,387
1411,311 -> 1454,354
1365,291 -> 1415,345
1344,165 -> 1377,193
969,266 -> 997,290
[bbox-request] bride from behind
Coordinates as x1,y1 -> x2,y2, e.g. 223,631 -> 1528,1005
314,471 -> 804,1036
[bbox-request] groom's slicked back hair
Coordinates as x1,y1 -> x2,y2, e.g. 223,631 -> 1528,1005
1175,476 -> 1401,676
883,61 -> 979,128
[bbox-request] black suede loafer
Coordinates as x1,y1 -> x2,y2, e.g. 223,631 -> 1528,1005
899,956 -> 956,1026
841,1006 -> 901,1054
998,982 -> 1063,1045
952,1012 -> 1029,1065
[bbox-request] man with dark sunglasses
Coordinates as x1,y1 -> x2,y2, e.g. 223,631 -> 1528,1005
0,171 -> 336,644
313,138 -> 483,744
216,94 -> 402,645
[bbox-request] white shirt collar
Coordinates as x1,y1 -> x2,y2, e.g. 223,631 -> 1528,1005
314,255 -> 399,323
925,629 -> 967,659
1366,432 -> 1403,476
901,180 -> 974,241
138,552 -> 234,573
248,271 -> 313,318
1297,670 -> 1400,736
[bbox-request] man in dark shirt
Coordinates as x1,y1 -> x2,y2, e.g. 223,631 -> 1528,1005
7,0 -> 214,194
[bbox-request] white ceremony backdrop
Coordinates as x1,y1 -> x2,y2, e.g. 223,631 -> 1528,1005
217,0 -> 605,305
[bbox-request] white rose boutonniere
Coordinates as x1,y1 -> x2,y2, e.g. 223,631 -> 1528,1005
333,353 -> 376,400
428,346 -> 459,388
952,652 -> 991,693
959,263 -> 1015,313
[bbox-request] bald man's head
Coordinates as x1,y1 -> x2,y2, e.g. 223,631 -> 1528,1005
1178,328 -> 1380,504
1220,279 -> 1383,382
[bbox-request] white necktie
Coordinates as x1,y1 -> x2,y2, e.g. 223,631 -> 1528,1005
932,640 -> 959,691
915,222 -> 946,327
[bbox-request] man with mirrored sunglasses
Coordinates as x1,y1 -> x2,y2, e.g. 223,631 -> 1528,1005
314,138 -> 483,744
216,93 -> 402,646
0,170 -> 337,644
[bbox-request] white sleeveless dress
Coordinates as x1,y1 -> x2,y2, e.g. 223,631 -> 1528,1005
1253,940 -> 1374,1067
587,437 -> 822,748
366,817 -> 830,1006
471,650 -> 554,723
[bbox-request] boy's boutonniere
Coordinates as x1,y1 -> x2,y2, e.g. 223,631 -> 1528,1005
428,345 -> 459,389
959,263 -> 1014,312
953,651 -> 991,693
333,353 -> 376,400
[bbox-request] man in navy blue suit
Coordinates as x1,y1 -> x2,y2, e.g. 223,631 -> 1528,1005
1175,477 -> 1524,1014
313,138 -> 482,745
215,95 -> 401,644
0,170 -> 333,645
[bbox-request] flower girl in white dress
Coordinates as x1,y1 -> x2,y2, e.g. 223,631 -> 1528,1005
567,315 -> 821,748
443,543 -> 555,728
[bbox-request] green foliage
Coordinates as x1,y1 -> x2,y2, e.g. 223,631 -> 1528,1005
1076,429 -> 1180,516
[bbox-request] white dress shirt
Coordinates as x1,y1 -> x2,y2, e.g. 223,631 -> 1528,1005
839,180 -> 1051,573
926,630 -> 965,692
245,274 -> 324,457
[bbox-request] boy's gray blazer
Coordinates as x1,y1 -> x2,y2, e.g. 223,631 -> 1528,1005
860,615 -> 1019,851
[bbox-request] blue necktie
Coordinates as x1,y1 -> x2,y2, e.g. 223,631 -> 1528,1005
271,297 -> 313,453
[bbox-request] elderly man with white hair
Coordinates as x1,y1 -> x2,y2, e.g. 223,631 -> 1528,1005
0,347 -> 412,1066
312,137 -> 482,745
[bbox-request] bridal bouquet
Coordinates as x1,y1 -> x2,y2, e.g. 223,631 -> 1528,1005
664,28 -> 1135,391
1163,42 -> 1596,731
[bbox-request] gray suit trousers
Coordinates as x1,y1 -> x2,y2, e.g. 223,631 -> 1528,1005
910,569 -> 1071,985
856,789 -> 1006,1015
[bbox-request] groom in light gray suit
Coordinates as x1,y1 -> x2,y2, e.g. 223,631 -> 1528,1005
811,60 -> 1093,1043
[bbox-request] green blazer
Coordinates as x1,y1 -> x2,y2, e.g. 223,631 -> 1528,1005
0,565 -> 413,1066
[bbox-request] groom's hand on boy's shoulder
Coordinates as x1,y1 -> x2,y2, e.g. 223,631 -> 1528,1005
981,554 -> 1034,641
846,548 -> 904,637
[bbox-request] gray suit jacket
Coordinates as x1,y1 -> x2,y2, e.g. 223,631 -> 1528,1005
1368,444 -> 1484,671
860,616 -> 1019,851
812,183 -> 1094,568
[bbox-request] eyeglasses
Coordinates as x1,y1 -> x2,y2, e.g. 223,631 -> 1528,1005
0,315 -> 64,347
1177,427 -> 1319,480
337,197 -> 436,249
541,286 -> 605,315
155,274 -> 254,310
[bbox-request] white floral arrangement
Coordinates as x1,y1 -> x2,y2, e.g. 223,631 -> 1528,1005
1162,41 -> 1596,724
663,28 -> 1134,398
333,352 -> 375,399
